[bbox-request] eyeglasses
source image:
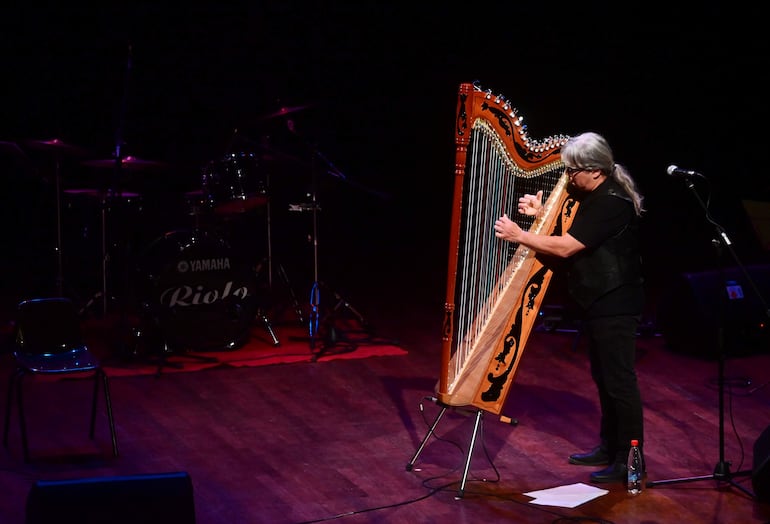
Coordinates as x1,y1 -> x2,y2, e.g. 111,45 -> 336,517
564,166 -> 590,177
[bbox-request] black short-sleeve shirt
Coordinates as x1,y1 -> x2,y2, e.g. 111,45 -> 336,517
566,179 -> 644,317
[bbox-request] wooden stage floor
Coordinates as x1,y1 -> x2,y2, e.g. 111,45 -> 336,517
1,283 -> 769,524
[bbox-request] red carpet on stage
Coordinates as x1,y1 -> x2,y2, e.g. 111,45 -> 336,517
98,322 -> 408,378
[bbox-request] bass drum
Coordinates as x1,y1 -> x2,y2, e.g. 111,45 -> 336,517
137,229 -> 257,351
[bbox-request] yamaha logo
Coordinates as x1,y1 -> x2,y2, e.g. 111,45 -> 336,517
176,258 -> 232,273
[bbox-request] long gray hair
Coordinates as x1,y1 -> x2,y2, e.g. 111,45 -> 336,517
561,131 -> 645,216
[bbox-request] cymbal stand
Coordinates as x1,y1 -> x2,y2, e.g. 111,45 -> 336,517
307,153 -> 321,353
279,121 -> 323,353
71,183 -> 119,317
647,172 -> 758,498
261,170 -> 304,333
94,161 -> 128,317
90,172 -> 132,317
100,192 -> 109,316
27,144 -> 67,297
255,170 -> 280,346
100,43 -> 132,317
53,151 -> 64,296
305,154 -> 375,360
284,122 -> 371,359
229,131 -> 304,331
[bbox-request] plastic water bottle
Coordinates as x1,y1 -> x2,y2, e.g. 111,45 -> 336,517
627,439 -> 642,495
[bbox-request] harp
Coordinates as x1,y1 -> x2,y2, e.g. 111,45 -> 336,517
437,82 -> 578,415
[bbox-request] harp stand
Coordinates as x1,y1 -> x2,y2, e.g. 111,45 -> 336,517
406,400 -> 484,499
406,398 -> 516,499
647,173 -> 759,498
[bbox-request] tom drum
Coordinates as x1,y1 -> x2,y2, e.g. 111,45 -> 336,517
201,152 -> 267,215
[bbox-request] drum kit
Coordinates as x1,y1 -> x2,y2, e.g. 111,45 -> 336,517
9,108 -> 298,349
10,102 -> 371,363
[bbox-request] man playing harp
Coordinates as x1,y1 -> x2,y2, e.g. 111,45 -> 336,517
494,131 -> 646,484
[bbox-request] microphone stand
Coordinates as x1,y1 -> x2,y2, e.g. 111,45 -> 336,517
647,173 -> 760,498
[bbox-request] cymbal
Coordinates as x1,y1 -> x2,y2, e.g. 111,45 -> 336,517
0,141 -> 28,159
25,138 -> 91,157
228,136 -> 308,168
82,155 -> 168,171
64,188 -> 142,199
258,149 -> 308,168
257,104 -> 313,121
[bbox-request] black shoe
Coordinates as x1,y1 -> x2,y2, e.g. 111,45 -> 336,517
589,462 -> 628,483
568,446 -> 610,466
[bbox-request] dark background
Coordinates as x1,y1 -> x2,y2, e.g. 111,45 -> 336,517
1,3 -> 768,328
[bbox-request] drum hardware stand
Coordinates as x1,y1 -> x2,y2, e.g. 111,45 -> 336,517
307,281 -> 392,360
647,171 -> 758,499
99,190 -> 110,316
277,263 -> 305,326
253,255 -> 280,347
253,255 -> 303,346
40,147 -> 66,297
21,139 -> 86,298
53,151 -> 64,296
301,174 -> 361,360
282,121 -> 373,359
88,167 -> 140,319
74,188 -> 128,319
128,310 -> 219,378
266,172 -> 305,327
94,43 -> 133,318
257,168 -> 304,344
255,309 -> 280,346
151,343 -> 218,378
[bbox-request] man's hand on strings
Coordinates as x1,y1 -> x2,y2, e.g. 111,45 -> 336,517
494,214 -> 524,242
517,190 -> 543,217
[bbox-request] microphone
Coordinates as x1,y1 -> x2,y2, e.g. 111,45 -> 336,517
667,165 -> 702,177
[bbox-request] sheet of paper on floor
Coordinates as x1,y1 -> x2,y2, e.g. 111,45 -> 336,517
523,482 -> 609,508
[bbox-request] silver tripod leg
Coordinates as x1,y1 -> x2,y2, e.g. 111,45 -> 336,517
406,401 -> 484,499
406,405 -> 447,471
458,409 -> 484,498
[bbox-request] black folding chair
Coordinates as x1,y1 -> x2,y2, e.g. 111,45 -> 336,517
3,297 -> 118,462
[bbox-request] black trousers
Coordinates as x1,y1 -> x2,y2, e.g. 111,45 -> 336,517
585,314 -> 644,464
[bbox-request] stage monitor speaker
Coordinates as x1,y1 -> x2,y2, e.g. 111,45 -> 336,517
754,425 -> 770,503
657,265 -> 770,358
26,471 -> 195,524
